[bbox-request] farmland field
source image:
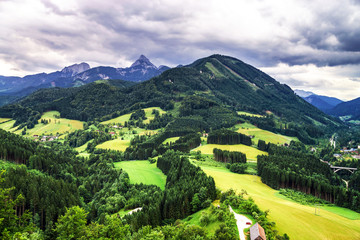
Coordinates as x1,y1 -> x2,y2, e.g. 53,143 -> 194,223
192,144 -> 267,161
101,107 -> 166,125
235,123 -> 298,145
114,160 -> 166,190
96,138 -> 130,152
202,166 -> 360,240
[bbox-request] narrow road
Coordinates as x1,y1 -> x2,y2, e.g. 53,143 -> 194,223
229,205 -> 252,240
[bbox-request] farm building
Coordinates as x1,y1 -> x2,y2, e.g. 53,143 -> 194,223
250,222 -> 266,240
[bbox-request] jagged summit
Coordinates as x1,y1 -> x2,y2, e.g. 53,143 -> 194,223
130,55 -> 157,69
61,62 -> 90,76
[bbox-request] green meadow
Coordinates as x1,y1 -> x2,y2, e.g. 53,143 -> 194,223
237,111 -> 264,118
162,137 -> 180,144
0,118 -> 11,123
101,107 -> 166,125
114,161 -> 166,190
235,123 -> 298,145
0,111 -> 83,137
96,138 -> 131,152
202,167 -> 360,240
0,119 -> 17,131
192,143 -> 267,161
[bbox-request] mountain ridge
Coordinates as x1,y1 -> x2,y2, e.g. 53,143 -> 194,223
294,89 -> 343,112
0,55 -> 169,106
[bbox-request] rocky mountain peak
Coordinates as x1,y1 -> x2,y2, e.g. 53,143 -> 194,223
61,62 -> 90,76
130,55 -> 157,69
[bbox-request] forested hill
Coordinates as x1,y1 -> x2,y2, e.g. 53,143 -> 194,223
0,55 -> 339,128
327,97 -> 360,121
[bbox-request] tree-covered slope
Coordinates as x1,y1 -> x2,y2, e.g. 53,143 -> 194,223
0,54 -> 339,129
327,97 -> 360,120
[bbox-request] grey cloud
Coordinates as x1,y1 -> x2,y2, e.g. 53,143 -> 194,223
1,0 -> 360,76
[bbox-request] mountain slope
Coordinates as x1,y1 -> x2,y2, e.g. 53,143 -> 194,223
303,94 -> 343,112
328,97 -> 360,120
0,54 -> 339,131
295,90 -> 343,112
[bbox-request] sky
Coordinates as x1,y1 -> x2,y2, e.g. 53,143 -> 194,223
0,0 -> 359,100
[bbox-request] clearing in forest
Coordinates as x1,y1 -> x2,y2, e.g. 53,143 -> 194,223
235,123 -> 298,145
96,138 -> 131,152
101,107 -> 166,125
114,160 -> 166,190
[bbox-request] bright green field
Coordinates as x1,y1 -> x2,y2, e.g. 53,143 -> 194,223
0,119 -> 17,131
0,111 -> 83,137
0,118 -> 11,123
162,137 -> 180,145
101,107 -> 166,125
114,161 -> 166,190
202,167 -> 360,240
192,144 -> 267,161
96,138 -> 130,152
237,111 -> 264,118
29,111 -> 83,137
235,123 -> 298,145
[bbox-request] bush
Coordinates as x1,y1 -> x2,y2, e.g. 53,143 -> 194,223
229,163 -> 247,174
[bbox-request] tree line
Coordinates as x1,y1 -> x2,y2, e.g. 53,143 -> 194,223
207,129 -> 252,146
213,148 -> 246,163
257,144 -> 360,212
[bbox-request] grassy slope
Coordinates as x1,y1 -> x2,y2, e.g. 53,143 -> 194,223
0,119 -> 17,131
201,167 -> 360,240
237,111 -> 264,118
0,118 -> 11,123
114,161 -> 166,190
192,144 -> 267,161
29,111 -> 83,136
101,107 -> 166,125
235,123 -> 298,145
0,111 -> 83,137
162,137 -> 180,144
96,138 -> 130,152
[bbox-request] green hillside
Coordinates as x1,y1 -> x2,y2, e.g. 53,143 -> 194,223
0,55 -> 341,143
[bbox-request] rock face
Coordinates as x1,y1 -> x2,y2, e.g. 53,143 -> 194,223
130,55 -> 157,69
61,63 -> 90,77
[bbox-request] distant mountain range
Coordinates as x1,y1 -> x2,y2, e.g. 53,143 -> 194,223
294,89 -> 360,122
0,55 -> 169,106
294,90 -> 343,112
